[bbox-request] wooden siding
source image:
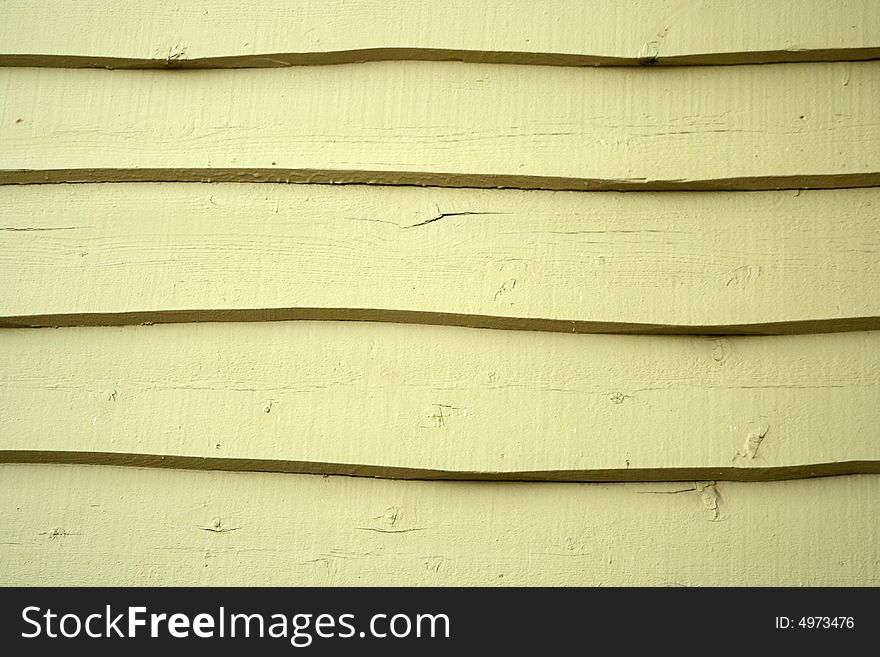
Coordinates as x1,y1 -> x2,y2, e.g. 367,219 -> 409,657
1,184 -> 878,333
2,323 -> 879,481
1,464 -> 878,586
1,2 -> 878,586
2,62 -> 879,190
2,1 -> 878,68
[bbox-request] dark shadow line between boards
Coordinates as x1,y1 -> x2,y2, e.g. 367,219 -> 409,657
1,451 -> 879,484
1,47 -> 879,69
2,308 -> 879,336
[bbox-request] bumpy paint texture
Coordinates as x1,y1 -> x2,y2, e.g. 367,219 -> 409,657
1,1 -> 878,67
0,1 -> 878,586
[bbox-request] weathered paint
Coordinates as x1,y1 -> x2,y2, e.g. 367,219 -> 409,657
1,464 -> 877,586
2,62 -> 879,190
2,322 -> 878,480
1,0 -> 878,68
1,1 -> 878,588
1,184 -> 878,332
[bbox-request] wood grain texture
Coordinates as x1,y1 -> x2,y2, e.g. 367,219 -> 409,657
2,61 -> 879,190
2,184 -> 878,333
1,0 -> 878,68
2,322 -> 878,481
1,464 -> 877,585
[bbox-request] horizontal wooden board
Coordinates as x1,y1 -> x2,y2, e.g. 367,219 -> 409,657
1,1 -> 878,68
1,464 -> 877,585
2,184 -> 878,333
2,322 -> 878,481
1,62 -> 878,190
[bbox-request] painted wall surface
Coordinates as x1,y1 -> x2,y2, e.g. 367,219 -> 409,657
1,1 -> 878,585
2,1 -> 879,67
3,464 -> 879,586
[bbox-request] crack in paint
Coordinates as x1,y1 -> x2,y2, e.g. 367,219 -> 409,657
404,211 -> 507,229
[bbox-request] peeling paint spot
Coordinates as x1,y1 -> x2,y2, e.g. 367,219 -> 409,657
424,557 -> 447,573
493,277 -> 517,301
609,392 -> 629,404
40,527 -> 80,539
637,26 -> 669,64
695,482 -> 723,522
427,403 -> 460,429
733,420 -> 770,461
165,44 -> 187,65
372,506 -> 401,527
200,517 -> 240,533
711,339 -> 728,364
362,506 -> 426,534
726,264 -> 762,287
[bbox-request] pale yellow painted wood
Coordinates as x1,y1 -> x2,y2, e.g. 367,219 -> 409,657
1,464 -> 877,585
2,322 -> 878,480
2,184 -> 878,332
2,62 -> 878,190
1,1 -> 878,68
